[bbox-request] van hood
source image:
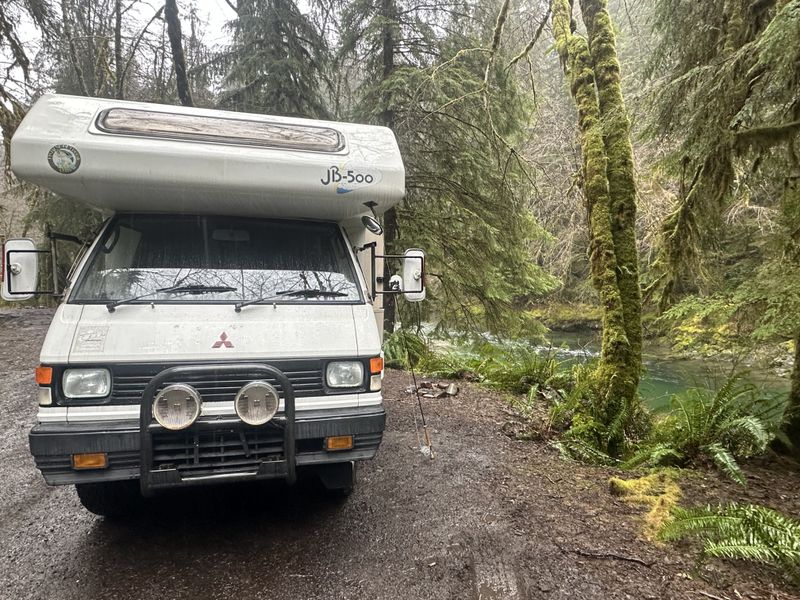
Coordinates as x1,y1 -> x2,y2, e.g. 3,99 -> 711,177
50,304 -> 361,363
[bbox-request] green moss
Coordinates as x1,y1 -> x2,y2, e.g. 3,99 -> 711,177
579,0 -> 643,385
609,471 -> 682,540
527,303 -> 602,327
551,0 -> 643,455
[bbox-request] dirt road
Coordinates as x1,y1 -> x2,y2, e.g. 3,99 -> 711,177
1,308 -> 797,599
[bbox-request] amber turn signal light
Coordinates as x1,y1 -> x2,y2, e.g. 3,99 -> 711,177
71,453 -> 108,470
35,366 -> 53,385
324,435 -> 354,451
369,357 -> 384,374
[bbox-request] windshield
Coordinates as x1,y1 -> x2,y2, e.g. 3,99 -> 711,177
72,215 -> 362,304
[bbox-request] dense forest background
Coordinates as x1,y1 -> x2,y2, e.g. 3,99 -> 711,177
0,0 -> 796,348
3,0 -> 800,578
2,0 -> 799,421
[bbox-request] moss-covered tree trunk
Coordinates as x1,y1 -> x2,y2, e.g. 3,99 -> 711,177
787,333 -> 800,448
551,0 -> 642,454
579,0 -> 643,388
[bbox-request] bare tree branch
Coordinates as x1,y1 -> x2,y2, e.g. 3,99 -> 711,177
61,0 -> 91,96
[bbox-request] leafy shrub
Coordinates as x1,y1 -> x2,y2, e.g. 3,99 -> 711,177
660,503 -> 800,584
623,374 -> 781,484
654,295 -> 738,355
412,344 -> 481,379
412,339 -> 561,393
472,342 -> 558,393
550,360 -> 651,462
383,330 -> 430,369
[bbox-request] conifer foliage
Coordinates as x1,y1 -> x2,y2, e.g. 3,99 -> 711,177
643,0 -> 800,448
218,0 -> 331,118
338,0 -> 558,335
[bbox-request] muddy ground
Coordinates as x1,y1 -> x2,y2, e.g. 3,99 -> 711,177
1,307 -> 799,600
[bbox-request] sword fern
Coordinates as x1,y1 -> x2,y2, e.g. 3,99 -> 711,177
622,373 -> 781,484
660,503 -> 800,584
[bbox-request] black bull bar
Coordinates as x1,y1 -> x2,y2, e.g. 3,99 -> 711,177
139,364 -> 296,496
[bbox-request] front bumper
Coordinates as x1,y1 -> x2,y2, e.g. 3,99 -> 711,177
30,405 -> 385,486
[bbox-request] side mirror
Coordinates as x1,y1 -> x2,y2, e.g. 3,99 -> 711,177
401,248 -> 425,302
2,239 -> 38,301
361,215 -> 383,236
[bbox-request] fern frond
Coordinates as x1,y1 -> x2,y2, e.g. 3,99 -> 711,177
659,507 -> 743,540
551,438 -> 617,466
621,443 -> 683,469
705,443 -> 746,485
705,539 -> 784,562
660,503 -> 800,584
651,372 -> 777,479
722,416 -> 770,455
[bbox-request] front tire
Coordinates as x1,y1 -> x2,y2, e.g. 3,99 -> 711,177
75,480 -> 141,518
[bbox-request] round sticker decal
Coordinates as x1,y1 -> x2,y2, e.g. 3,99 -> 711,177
47,145 -> 81,174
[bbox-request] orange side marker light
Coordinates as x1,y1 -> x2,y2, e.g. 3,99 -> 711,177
324,436 -> 354,451
72,453 -> 109,470
369,357 -> 384,374
35,366 -> 53,385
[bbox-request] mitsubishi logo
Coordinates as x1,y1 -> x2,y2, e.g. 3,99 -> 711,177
212,331 -> 234,348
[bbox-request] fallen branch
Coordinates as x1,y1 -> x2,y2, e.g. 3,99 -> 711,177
570,549 -> 654,567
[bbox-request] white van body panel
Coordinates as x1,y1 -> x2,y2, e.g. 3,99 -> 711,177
11,95 -> 405,220
62,304 -> 360,363
351,303 -> 382,357
18,97 -> 400,491
40,304 -> 84,363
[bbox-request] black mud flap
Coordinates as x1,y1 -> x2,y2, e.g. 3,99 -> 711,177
315,461 -> 356,492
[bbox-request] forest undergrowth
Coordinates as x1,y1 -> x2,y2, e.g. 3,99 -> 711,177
385,328 -> 800,585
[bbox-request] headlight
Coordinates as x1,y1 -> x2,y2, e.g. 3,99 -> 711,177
326,361 -> 364,388
62,368 -> 111,398
153,384 -> 201,430
234,381 -> 280,425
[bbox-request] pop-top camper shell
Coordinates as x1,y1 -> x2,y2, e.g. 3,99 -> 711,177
11,94 -> 405,220
4,95 -> 423,515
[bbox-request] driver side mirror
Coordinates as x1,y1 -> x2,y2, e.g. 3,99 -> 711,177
2,239 -> 39,301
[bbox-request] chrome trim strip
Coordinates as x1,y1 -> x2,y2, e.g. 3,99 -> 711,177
41,393 -> 379,424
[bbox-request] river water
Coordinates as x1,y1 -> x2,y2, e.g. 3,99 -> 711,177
542,329 -> 790,413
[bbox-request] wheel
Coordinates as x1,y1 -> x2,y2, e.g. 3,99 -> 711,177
75,480 -> 142,518
317,461 -> 357,497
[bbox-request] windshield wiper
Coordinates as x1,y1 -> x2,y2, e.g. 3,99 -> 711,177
234,288 -> 348,312
106,285 -> 237,312
278,289 -> 348,298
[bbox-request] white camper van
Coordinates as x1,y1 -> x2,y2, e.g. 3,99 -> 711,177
3,94 -> 425,516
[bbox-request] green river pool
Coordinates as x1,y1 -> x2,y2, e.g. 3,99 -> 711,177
543,330 -> 790,413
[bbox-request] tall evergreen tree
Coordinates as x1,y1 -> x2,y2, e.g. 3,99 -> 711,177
339,0 -> 557,336
165,0 -> 194,106
218,0 -> 331,118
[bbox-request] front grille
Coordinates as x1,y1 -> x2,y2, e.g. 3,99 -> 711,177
151,424 -> 285,478
107,361 -> 325,404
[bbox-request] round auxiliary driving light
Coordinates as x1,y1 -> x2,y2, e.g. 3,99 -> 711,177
153,384 -> 202,430
234,381 -> 280,426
